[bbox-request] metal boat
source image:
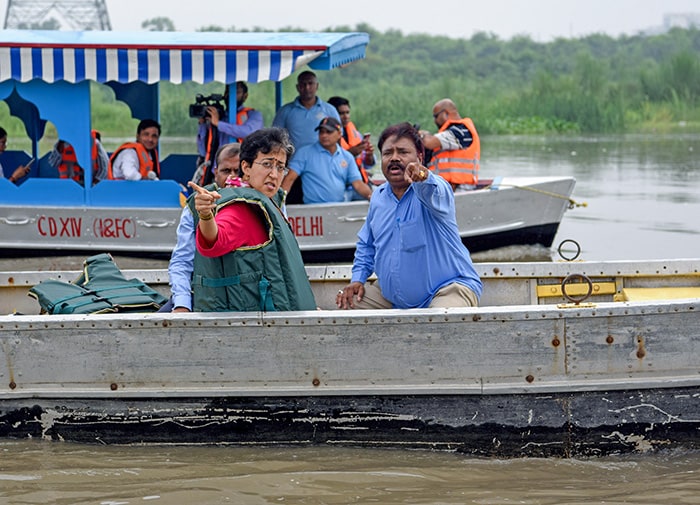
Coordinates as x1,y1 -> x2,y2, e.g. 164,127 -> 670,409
1,258 -> 698,457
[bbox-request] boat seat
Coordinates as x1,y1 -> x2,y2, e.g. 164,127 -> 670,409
615,287 -> 700,301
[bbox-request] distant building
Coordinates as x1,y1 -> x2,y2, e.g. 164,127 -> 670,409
663,13 -> 700,30
641,12 -> 700,36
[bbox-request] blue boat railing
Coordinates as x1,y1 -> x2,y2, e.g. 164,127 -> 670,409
1,150 -> 197,208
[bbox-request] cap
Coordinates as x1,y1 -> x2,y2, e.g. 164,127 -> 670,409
315,116 -> 342,133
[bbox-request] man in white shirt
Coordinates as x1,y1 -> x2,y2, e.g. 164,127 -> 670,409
108,119 -> 161,180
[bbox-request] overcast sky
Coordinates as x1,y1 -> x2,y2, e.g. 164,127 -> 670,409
2,0 -> 699,41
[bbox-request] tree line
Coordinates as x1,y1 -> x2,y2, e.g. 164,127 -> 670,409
3,23 -> 700,141
314,24 -> 700,135
153,23 -> 700,137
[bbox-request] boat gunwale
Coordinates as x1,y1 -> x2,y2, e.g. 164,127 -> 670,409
3,258 -> 700,286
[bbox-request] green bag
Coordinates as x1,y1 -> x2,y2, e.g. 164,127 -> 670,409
28,253 -> 168,315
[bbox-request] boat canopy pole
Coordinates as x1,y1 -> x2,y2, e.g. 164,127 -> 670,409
275,82 -> 283,112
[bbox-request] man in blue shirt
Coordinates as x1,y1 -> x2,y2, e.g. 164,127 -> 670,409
272,71 -> 340,150
282,117 -> 372,204
336,122 -> 483,309
162,143 -> 241,312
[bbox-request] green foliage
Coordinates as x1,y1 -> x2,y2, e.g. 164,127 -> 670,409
141,17 -> 176,32
327,25 -> 700,134
666,51 -> 700,103
258,24 -> 700,135
3,25 -> 700,143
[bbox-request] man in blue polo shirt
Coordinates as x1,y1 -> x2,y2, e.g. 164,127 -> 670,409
282,117 -> 372,204
272,71 -> 340,150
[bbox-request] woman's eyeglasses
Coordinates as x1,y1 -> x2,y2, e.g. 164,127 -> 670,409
253,160 -> 289,176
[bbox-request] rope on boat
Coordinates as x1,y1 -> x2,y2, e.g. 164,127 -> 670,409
487,183 -> 588,209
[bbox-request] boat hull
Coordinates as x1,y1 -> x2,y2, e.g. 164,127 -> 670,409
1,291 -> 698,456
3,387 -> 698,457
0,176 -> 576,262
3,258 -> 697,456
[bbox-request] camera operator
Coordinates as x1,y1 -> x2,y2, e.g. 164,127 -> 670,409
195,82 -> 263,185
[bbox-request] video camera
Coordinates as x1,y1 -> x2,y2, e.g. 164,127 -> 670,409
189,93 -> 226,119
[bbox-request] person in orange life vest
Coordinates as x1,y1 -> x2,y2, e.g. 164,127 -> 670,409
419,98 -> 480,191
327,96 -> 375,174
51,130 -> 109,185
327,96 -> 376,201
0,127 -> 32,184
196,82 -> 263,185
108,119 -> 161,180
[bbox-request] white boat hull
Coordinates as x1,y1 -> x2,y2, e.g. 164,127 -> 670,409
0,176 -> 576,262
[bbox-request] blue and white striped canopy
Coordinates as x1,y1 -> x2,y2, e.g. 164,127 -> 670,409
0,30 -> 369,84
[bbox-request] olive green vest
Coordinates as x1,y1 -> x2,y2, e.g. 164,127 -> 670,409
189,186 -> 316,312
28,253 -> 167,314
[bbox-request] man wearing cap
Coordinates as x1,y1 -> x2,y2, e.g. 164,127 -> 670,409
282,117 -> 372,204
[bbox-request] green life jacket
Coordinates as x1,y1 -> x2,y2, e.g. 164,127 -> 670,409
189,186 -> 316,312
28,253 -> 168,314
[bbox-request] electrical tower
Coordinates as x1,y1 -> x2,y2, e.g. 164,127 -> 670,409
3,0 -> 112,30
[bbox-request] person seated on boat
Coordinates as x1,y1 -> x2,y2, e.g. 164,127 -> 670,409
418,98 -> 480,191
281,117 -> 372,204
48,130 -> 109,186
195,82 -> 263,185
328,96 -> 376,201
160,142 -> 242,313
187,127 -> 316,312
107,119 -> 161,181
336,122 -> 482,310
0,127 -> 32,184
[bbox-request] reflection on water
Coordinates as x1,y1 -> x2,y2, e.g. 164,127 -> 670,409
1,440 -> 699,504
483,133 -> 700,261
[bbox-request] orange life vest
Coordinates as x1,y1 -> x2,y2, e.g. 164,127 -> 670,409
339,120 -> 370,184
427,117 -> 480,186
108,142 -> 159,180
57,131 -> 102,184
57,143 -> 83,183
235,107 -> 254,143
